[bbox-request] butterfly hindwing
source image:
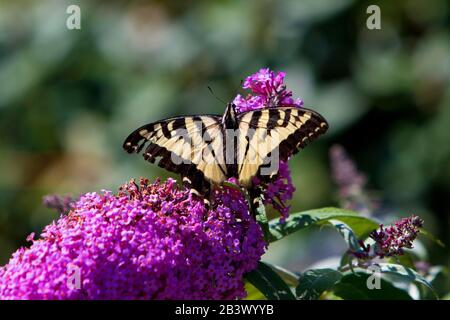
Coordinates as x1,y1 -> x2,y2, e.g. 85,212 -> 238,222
236,107 -> 328,186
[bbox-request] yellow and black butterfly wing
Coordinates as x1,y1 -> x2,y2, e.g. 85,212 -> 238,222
236,107 -> 328,187
123,115 -> 227,191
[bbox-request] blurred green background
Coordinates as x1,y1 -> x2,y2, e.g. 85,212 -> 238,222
0,0 -> 448,289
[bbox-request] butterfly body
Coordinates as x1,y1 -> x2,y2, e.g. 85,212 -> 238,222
222,102 -> 238,129
124,103 -> 328,196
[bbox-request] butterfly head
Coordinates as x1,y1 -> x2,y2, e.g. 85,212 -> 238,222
223,102 -> 238,128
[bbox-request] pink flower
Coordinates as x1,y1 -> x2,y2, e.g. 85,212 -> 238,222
350,215 -> 424,260
252,162 -> 295,223
370,215 -> 424,258
0,178 -> 265,300
233,68 -> 303,112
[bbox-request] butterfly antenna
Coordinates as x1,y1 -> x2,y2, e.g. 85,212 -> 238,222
207,86 -> 227,105
234,79 -> 244,94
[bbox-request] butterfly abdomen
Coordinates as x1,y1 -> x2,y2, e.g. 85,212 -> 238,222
222,103 -> 238,129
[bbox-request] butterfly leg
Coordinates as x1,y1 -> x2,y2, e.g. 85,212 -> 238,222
248,186 -> 264,216
182,176 -> 211,208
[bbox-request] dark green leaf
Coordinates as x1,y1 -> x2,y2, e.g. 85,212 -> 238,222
426,266 -> 447,284
333,273 -> 413,300
269,207 -> 379,242
352,263 -> 438,299
420,266 -> 447,300
328,219 -> 364,252
339,253 -> 357,275
296,268 -> 343,300
245,261 -> 296,300
254,197 -> 271,243
264,262 -> 300,287
420,229 -> 445,248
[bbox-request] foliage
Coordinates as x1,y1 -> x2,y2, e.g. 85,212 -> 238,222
245,206 -> 443,300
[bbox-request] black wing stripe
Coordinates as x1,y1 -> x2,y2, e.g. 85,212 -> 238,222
280,109 -> 291,127
249,110 -> 262,129
172,117 -> 186,131
276,116 -> 327,161
161,121 -> 172,139
144,142 -> 210,193
266,109 -> 281,130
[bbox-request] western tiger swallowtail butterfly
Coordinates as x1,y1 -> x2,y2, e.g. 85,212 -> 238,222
123,103 -> 328,196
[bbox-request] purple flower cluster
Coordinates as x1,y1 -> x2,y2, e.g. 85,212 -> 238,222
233,68 -> 303,220
252,162 -> 295,222
369,215 -> 424,258
329,145 -> 373,214
0,178 -> 265,300
233,68 -> 303,113
351,215 -> 424,260
329,145 -> 366,200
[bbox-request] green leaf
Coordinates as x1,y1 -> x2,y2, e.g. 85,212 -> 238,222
420,266 -> 447,300
339,253 -> 357,275
222,180 -> 241,191
245,261 -> 296,300
269,207 -> 379,242
426,266 -> 447,284
296,268 -> 343,300
328,219 -> 364,252
244,281 -> 266,300
264,262 -> 300,287
352,263 -> 438,299
420,229 -> 445,248
333,273 -> 413,300
254,197 -> 271,243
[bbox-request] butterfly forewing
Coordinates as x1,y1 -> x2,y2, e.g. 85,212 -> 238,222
236,107 -> 328,186
123,115 -> 226,189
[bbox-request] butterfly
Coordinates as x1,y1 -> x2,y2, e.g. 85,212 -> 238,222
123,103 -> 328,197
